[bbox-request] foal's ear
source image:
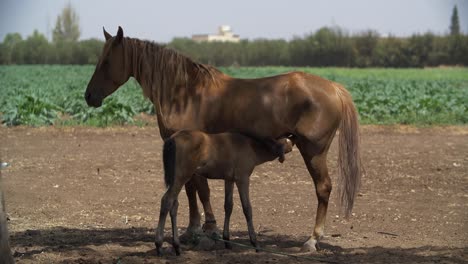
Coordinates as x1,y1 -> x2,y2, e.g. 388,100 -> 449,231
115,26 -> 124,43
103,27 -> 112,41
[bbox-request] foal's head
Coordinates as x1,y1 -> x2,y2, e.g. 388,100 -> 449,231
85,27 -> 130,107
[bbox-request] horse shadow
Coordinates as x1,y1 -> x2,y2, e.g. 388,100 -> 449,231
10,227 -> 466,263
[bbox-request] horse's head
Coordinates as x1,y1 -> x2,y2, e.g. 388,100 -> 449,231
85,26 -> 130,107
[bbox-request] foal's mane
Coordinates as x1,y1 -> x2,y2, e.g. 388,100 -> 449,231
123,37 -> 221,100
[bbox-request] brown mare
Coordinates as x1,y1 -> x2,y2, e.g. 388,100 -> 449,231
156,130 -> 293,255
84,27 -> 361,251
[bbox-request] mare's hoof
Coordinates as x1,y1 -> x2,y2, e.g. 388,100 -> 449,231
194,236 -> 216,251
179,226 -> 203,244
202,222 -> 220,236
300,239 -> 318,252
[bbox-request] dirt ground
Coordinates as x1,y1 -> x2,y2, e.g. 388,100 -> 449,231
1,125 -> 467,264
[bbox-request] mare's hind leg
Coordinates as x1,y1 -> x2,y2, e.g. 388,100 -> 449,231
297,140 -> 333,252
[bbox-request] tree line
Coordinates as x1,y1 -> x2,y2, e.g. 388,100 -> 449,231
1,5 -> 466,67
169,28 -> 468,67
0,3 -> 102,65
0,31 -> 103,65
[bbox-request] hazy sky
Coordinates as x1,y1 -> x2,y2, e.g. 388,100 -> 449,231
1,0 -> 467,42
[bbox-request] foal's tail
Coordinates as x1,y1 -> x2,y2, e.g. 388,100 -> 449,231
163,138 -> 176,189
336,84 -> 362,218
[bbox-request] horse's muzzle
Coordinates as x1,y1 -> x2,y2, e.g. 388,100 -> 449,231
84,91 -> 103,107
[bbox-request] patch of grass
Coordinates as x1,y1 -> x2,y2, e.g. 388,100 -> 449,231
0,65 -> 467,126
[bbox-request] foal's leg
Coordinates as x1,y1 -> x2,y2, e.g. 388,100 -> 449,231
170,199 -> 181,255
155,190 -> 172,256
297,143 -> 332,251
223,180 -> 234,249
155,183 -> 184,256
236,178 -> 258,251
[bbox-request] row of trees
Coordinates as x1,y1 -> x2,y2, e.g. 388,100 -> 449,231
1,3 -> 102,65
169,29 -> 468,67
1,5 -> 466,67
0,31 -> 103,65
1,28 -> 467,67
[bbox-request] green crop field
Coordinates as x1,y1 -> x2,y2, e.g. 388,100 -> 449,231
0,65 -> 467,126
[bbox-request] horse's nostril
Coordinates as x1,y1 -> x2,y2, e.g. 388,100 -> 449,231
85,92 -> 91,101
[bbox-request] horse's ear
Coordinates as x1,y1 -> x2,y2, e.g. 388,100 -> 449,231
103,27 -> 112,41
116,26 -> 124,43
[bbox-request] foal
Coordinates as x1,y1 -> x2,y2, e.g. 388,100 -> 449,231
155,130 -> 293,256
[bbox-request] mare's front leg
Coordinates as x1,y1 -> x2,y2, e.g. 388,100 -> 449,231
236,177 -> 258,251
195,176 -> 218,234
223,180 -> 234,249
180,179 -> 202,242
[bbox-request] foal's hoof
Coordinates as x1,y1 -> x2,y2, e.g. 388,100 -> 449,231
224,242 -> 232,250
300,239 -> 318,252
174,246 -> 181,256
156,247 -> 163,257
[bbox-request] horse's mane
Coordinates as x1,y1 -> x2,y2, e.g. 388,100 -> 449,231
122,37 -> 222,136
123,37 -> 221,101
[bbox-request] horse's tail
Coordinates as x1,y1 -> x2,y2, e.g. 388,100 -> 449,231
336,84 -> 362,218
163,137 -> 176,189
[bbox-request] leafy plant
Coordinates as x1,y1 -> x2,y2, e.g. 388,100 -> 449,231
3,93 -> 62,126
0,65 -> 467,126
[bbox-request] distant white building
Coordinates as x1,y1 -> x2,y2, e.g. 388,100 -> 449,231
192,25 -> 240,43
